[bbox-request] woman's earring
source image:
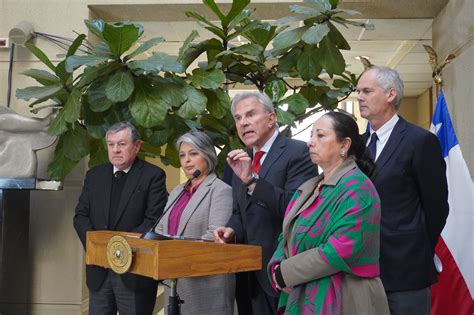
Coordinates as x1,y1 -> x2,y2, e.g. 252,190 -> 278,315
340,151 -> 346,158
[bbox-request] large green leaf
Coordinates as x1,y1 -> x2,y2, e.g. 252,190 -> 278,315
102,21 -> 141,57
232,43 -> 264,56
104,69 -> 135,102
178,30 -> 199,64
25,43 -> 56,73
65,55 -> 110,73
54,60 -> 72,84
275,107 -> 296,126
304,0 -> 332,12
86,80 -> 115,112
88,138 -> 108,167
67,34 -> 87,57
297,45 -> 322,80
203,88 -> 230,119
63,89 -> 82,123
302,24 -> 330,44
76,63 -> 118,88
300,84 -> 326,107
82,106 -> 109,139
148,129 -> 169,147
223,0 -> 251,27
202,0 -> 226,21
318,36 -> 345,76
62,125 -> 91,161
85,19 -> 105,41
128,52 -> 185,73
272,26 -> 307,51
125,37 -> 165,61
92,43 -> 114,58
164,140 -> 180,167
280,93 -> 309,115
227,8 -> 253,31
289,4 -> 321,16
48,109 -> 69,136
153,78 -> 187,109
16,84 -> 63,101
242,22 -> 277,48
200,113 -> 229,133
48,137 -> 78,180
265,80 -> 287,103
229,20 -> 262,41
185,12 -> 224,39
179,38 -> 223,69
176,86 -> 207,119
191,68 -> 225,89
278,48 -> 302,76
22,69 -> 60,86
326,22 -> 351,50
129,76 -> 171,128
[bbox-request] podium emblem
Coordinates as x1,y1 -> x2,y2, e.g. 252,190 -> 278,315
106,235 -> 133,274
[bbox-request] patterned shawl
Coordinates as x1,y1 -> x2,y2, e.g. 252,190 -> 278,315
268,162 -> 381,314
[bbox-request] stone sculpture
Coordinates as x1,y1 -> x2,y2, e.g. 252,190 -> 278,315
0,106 -> 56,178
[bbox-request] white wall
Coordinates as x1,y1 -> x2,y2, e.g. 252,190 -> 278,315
432,0 -> 474,177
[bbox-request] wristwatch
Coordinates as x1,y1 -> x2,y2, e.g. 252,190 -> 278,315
243,172 -> 259,186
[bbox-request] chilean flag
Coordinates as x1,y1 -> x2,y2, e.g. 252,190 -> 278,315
430,90 -> 474,315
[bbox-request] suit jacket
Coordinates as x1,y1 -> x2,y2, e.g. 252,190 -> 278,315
363,117 -> 449,291
73,158 -> 167,291
227,134 -> 318,298
156,173 -> 235,314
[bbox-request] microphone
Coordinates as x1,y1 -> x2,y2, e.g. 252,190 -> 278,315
141,169 -> 201,240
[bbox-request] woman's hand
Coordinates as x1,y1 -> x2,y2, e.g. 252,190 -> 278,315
272,265 -> 293,294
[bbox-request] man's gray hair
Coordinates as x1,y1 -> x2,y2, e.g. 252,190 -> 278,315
176,131 -> 217,174
367,65 -> 405,110
106,121 -> 139,143
230,92 -> 275,115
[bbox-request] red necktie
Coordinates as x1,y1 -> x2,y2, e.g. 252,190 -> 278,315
252,151 -> 265,174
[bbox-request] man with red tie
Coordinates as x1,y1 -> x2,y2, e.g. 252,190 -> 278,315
214,92 -> 317,315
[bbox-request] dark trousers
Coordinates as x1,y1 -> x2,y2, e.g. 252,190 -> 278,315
89,270 -> 157,315
386,287 -> 430,315
235,272 -> 277,315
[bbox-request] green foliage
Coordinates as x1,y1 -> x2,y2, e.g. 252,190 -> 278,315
18,0 -> 371,180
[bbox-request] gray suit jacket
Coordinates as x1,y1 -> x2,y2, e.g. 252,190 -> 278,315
156,173 -> 235,314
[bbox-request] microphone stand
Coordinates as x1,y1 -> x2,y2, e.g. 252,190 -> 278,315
141,170 -> 201,240
141,170 -> 201,314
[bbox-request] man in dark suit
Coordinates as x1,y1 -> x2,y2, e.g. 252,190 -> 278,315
74,121 -> 167,315
214,92 -> 318,315
357,66 -> 449,315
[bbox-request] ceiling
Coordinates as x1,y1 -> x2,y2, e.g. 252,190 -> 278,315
89,0 -> 449,97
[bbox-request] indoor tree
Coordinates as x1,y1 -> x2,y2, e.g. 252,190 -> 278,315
17,0 -> 372,180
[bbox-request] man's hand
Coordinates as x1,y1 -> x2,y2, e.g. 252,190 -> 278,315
226,149 -> 252,183
213,227 -> 235,243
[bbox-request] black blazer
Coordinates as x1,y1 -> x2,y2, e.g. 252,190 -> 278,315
364,117 -> 449,291
73,158 -> 167,291
227,134 -> 318,297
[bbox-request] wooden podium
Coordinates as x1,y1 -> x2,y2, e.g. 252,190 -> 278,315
86,230 -> 262,280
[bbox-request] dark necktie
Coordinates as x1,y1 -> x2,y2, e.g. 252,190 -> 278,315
252,151 -> 265,174
114,170 -> 126,179
368,133 -> 378,161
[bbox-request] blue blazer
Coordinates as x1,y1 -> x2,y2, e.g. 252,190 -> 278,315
227,134 -> 318,297
364,117 -> 449,291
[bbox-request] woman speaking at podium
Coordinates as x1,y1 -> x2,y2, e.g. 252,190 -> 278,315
155,131 -> 235,314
